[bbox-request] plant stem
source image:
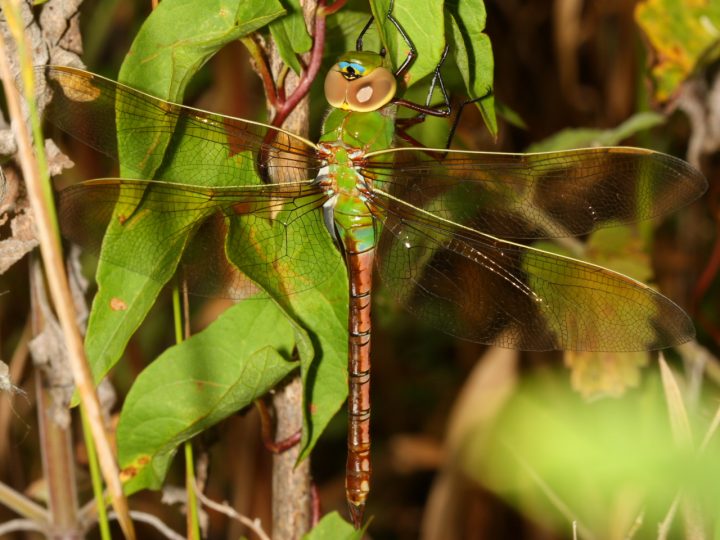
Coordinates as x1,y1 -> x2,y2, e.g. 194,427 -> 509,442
268,1 -> 319,537
30,257 -> 82,539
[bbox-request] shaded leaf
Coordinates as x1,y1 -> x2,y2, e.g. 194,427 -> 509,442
446,0 -> 496,136
526,112 -> 666,153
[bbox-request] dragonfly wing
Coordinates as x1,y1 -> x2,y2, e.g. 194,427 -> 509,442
59,179 -> 339,298
42,66 -> 321,186
362,147 -> 706,239
370,192 -> 694,351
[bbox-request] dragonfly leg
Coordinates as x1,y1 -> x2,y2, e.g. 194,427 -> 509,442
355,14 -> 375,52
386,0 -> 416,78
393,44 -> 451,119
444,90 -> 494,149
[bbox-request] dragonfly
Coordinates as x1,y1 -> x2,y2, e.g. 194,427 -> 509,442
43,50 -> 706,526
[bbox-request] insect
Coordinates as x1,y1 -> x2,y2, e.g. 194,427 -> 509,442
42,43 -> 706,526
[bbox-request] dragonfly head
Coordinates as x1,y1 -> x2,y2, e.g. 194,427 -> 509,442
324,51 -> 396,112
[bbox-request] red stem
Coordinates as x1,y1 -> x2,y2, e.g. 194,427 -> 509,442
255,399 -> 303,454
271,0 -> 328,127
322,0 -> 347,15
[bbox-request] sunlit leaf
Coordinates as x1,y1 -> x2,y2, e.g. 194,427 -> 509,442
302,512 -> 364,539
118,300 -> 299,493
465,373 -> 720,538
270,0 -> 312,74
369,0 -> 445,87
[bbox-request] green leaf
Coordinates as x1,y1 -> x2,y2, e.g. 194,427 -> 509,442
119,0 -> 285,100
117,300 -> 299,494
636,0 -> 720,101
81,0 -> 348,463
446,0 -> 496,137
526,112 -> 666,153
302,512 -> 364,540
270,0 -> 313,74
369,0 -> 445,88
85,0 -> 285,383
325,10 -> 381,59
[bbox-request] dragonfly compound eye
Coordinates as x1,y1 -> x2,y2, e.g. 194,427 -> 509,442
324,65 -> 396,113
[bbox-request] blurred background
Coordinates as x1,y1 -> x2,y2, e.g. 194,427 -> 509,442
1,0 -> 719,538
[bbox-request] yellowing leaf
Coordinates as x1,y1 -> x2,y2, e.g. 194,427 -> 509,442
565,350 -> 648,399
636,0 -> 720,101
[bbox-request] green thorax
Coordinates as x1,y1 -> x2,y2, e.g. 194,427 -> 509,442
319,107 -> 395,151
318,107 -> 395,254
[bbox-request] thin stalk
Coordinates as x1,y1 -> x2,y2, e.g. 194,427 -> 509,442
0,2 -> 135,537
172,284 -> 201,540
82,410 -> 111,540
184,443 -> 200,540
0,481 -> 49,524
241,36 -> 278,107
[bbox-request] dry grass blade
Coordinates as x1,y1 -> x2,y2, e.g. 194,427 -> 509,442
0,1 -> 135,537
658,355 -> 692,447
658,355 -> 706,539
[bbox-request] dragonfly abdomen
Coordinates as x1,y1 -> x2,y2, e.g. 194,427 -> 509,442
345,247 -> 375,528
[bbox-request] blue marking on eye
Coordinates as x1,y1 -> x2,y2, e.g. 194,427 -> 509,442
338,61 -> 366,75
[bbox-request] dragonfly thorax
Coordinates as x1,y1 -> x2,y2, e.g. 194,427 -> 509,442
316,143 -> 370,196
316,142 -> 376,254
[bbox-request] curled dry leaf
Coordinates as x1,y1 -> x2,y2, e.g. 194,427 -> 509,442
0,166 -> 38,275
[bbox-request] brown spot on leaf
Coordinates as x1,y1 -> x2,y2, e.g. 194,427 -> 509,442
231,202 -> 254,215
119,455 -> 151,482
119,467 -> 136,482
110,297 -> 127,311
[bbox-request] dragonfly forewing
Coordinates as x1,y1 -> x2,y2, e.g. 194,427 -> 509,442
42,66 -> 322,185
